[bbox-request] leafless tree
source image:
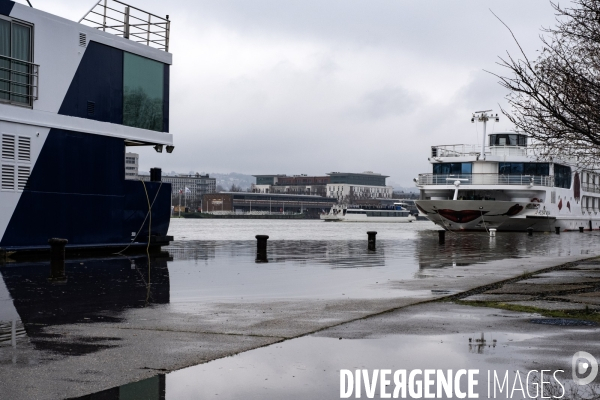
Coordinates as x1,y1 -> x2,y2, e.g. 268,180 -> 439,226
490,0 -> 600,168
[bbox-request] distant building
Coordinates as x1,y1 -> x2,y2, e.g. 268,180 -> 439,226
326,172 -> 393,203
125,152 -> 139,179
137,172 -> 216,210
203,192 -> 337,217
252,174 -> 330,196
252,171 -> 393,204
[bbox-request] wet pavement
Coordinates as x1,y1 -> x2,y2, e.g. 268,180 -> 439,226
2,220 -> 600,399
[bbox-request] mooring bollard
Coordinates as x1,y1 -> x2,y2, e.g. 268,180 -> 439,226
367,231 -> 377,251
438,230 -> 445,244
527,227 -> 533,236
48,238 -> 68,283
555,226 -> 560,234
255,235 -> 269,263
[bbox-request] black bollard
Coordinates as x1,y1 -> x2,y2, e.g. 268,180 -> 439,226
367,231 -> 377,251
527,227 -> 533,236
255,235 -> 269,263
438,230 -> 445,244
555,226 -> 560,234
48,238 -> 68,283
579,226 -> 584,233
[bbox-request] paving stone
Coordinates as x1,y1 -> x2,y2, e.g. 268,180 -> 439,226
486,283 -> 593,295
556,292 -> 600,306
508,300 -> 599,311
519,277 -> 600,285
537,270 -> 600,278
571,263 -> 600,270
462,294 -> 534,302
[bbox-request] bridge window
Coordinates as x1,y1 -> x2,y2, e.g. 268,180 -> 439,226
123,52 -> 164,131
499,163 -> 549,175
432,163 -> 472,174
554,164 -> 572,189
489,134 -> 527,147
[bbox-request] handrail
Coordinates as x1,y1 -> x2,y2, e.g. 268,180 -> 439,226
0,55 -> 40,107
79,0 -> 170,52
417,173 -> 554,187
582,183 -> 600,194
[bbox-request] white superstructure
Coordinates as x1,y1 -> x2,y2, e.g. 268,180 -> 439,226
415,111 -> 600,232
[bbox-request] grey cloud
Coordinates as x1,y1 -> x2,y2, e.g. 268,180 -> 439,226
348,86 -> 421,120
32,0 -> 559,187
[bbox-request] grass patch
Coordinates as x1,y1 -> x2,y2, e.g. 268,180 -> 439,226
456,300 -> 600,323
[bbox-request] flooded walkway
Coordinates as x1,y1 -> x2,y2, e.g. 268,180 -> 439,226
1,220 -> 599,399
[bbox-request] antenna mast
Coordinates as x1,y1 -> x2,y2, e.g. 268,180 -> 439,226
471,110 -> 499,158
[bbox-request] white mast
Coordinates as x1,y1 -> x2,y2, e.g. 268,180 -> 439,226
471,110 -> 499,158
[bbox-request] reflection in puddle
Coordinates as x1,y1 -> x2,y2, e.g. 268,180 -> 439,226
0,254 -> 170,356
467,332 -> 497,354
68,375 -> 165,400
0,320 -> 25,348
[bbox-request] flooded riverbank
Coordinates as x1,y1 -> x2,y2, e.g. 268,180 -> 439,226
2,219 -> 600,399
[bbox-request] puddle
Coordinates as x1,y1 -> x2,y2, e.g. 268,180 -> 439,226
76,329 -> 571,400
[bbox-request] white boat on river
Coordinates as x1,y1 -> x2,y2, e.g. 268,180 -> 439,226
320,204 -> 415,222
415,111 -> 600,232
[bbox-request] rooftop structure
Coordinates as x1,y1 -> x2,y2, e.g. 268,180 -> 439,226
327,171 -> 389,187
252,174 -> 330,196
79,0 -> 170,51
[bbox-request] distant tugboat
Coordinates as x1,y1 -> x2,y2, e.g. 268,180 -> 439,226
415,110 -> 599,232
0,0 -> 173,253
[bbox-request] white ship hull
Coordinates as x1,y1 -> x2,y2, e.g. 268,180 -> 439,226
320,214 -> 342,222
340,215 -> 415,223
321,205 -> 416,222
416,199 -> 600,232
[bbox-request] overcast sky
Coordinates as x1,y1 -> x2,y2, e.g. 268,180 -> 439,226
25,0 -> 559,187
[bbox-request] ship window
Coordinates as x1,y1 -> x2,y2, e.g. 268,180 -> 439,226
123,52 -> 164,132
499,163 -> 549,175
433,163 -> 472,174
0,18 -> 33,106
554,164 -> 572,189
489,134 -> 527,147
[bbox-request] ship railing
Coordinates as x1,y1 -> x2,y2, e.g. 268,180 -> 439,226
582,183 -> 600,194
418,173 -> 554,187
0,55 -> 40,107
79,0 -> 170,52
431,144 -> 533,158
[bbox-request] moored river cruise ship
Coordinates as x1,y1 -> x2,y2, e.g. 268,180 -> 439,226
0,0 -> 173,253
415,128 -> 600,232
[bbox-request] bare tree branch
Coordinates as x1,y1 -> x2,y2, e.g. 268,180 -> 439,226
491,0 -> 600,168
